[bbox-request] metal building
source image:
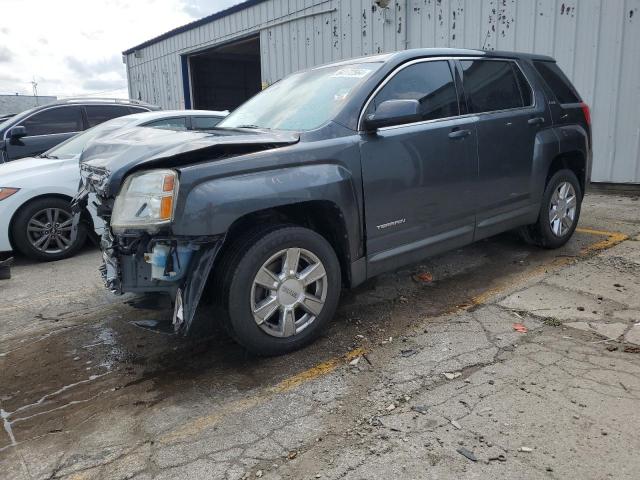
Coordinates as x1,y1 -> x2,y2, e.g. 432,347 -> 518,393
0,94 -> 57,116
123,0 -> 640,184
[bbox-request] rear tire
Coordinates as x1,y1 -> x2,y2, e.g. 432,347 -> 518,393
521,169 -> 582,249
11,197 -> 87,261
214,225 -> 341,356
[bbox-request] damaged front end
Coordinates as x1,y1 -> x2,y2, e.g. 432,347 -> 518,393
73,163 -> 222,335
71,126 -> 299,336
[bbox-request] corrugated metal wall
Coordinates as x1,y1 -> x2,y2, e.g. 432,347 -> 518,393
125,0 -> 640,183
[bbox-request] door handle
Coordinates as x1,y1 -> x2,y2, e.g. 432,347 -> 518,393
528,117 -> 545,126
448,129 -> 472,140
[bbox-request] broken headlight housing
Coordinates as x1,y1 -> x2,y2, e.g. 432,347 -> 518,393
111,169 -> 178,234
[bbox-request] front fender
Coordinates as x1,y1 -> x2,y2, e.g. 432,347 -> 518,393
171,163 -> 361,258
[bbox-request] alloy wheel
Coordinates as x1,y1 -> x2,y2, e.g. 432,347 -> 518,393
548,181 -> 577,237
250,247 -> 328,338
26,208 -> 74,254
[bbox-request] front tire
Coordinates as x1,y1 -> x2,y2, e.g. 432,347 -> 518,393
11,197 -> 87,261
216,225 -> 341,356
521,169 -> 582,249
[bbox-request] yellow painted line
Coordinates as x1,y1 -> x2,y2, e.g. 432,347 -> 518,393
271,347 -> 365,393
468,227 -> 628,308
575,227 -> 629,254
158,347 -> 366,444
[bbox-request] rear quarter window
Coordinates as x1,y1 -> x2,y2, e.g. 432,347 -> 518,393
460,60 -> 531,113
533,61 -> 581,104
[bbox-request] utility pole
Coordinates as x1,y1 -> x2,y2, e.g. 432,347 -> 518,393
31,77 -> 38,105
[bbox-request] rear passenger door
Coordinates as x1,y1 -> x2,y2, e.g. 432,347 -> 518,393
458,59 -> 549,239
360,59 -> 478,275
5,106 -> 84,160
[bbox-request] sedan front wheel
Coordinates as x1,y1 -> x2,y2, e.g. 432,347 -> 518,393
11,197 -> 87,261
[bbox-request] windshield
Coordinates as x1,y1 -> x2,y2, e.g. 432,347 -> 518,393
219,63 -> 381,131
43,116 -> 136,159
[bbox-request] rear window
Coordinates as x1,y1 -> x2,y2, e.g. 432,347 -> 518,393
461,60 -> 532,113
192,116 -> 223,130
85,105 -> 132,128
533,61 -> 581,104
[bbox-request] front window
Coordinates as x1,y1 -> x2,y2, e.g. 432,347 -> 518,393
364,60 -> 459,122
219,63 -> 382,131
22,106 -> 83,136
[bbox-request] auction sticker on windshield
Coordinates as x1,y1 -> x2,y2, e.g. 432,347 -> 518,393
331,68 -> 372,78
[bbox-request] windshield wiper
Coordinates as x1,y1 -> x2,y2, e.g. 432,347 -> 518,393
40,153 -> 59,159
235,124 -> 264,129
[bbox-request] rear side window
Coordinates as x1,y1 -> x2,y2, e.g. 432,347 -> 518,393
192,116 -> 223,130
85,105 -> 132,128
22,106 -> 83,136
144,117 -> 188,131
533,61 -> 581,104
368,60 -> 459,122
461,60 -> 531,113
128,106 -> 150,114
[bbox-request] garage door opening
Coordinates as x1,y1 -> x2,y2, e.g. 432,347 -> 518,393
187,35 -> 261,111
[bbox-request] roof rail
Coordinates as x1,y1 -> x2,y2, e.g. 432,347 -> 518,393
58,97 -> 152,105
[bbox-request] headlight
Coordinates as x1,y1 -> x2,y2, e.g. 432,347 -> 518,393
0,187 -> 19,201
111,170 -> 178,233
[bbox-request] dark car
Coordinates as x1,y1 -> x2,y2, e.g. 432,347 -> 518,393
76,48 -> 591,356
0,98 -> 159,162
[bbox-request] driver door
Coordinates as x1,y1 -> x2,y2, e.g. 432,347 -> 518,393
359,59 -> 479,275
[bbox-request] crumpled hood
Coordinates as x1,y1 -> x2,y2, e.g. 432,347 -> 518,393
0,155 -> 78,186
80,126 -> 300,196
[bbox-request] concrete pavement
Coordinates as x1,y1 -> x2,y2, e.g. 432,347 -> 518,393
1,192 -> 639,479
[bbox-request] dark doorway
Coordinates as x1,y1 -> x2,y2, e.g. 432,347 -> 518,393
188,35 -> 261,111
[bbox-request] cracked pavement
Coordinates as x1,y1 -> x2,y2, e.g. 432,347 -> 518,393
1,192 -> 639,479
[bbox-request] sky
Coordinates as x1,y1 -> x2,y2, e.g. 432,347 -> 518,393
0,0 -> 240,98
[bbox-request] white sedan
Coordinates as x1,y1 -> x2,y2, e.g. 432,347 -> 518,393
0,110 -> 227,261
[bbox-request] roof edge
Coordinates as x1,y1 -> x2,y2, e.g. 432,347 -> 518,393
123,0 -> 267,55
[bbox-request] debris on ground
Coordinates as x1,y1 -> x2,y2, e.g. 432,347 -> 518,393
488,455 -> 507,462
624,345 -> 640,353
0,257 -> 13,280
349,356 -> 361,366
413,272 -> 433,283
456,447 -> 478,462
400,348 -> 418,358
513,323 -> 528,333
287,451 -> 298,460
369,416 -> 383,427
386,403 -> 396,411
519,446 -> 533,452
451,419 -> 462,429
411,405 -> 428,415
443,371 -> 462,380
256,470 -> 263,478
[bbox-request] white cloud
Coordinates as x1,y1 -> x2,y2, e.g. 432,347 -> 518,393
0,0 -> 242,98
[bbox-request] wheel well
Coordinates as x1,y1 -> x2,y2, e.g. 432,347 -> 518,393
221,201 -> 352,286
8,193 -> 94,249
546,151 -> 586,196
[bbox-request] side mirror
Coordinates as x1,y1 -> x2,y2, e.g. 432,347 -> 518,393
9,125 -> 27,139
363,99 -> 421,132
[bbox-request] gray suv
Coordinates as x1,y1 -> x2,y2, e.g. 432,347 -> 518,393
0,98 -> 159,162
76,48 -> 591,356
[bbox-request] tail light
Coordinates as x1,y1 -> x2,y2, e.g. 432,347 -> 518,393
580,102 -> 591,126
